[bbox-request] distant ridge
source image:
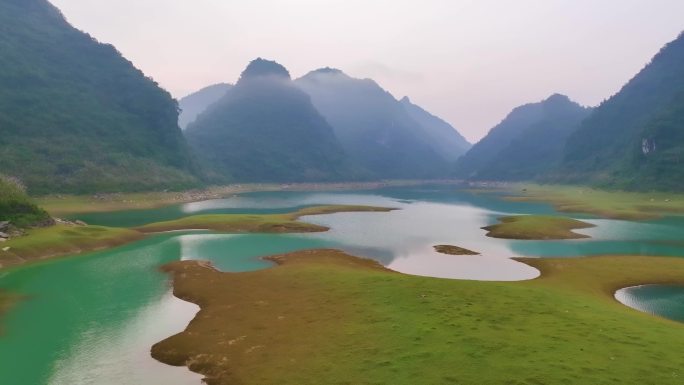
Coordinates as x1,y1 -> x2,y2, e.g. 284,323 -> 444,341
296,69 -> 456,178
399,96 -> 471,162
179,83 -> 232,129
455,94 -> 592,181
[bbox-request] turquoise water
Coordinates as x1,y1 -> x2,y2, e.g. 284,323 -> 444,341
616,285 -> 684,323
2,186 -> 684,384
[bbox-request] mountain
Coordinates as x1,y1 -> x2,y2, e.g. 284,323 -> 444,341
555,32 -> 684,191
296,68 -> 451,178
178,83 -> 232,129
185,59 -> 356,182
399,96 -> 471,162
0,0 -> 199,194
455,94 -> 592,181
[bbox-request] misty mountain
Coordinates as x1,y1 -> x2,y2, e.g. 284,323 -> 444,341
554,32 -> 684,191
185,59 -> 357,182
178,83 -> 232,129
455,94 -> 591,181
0,0 -> 199,194
399,96 -> 471,162
296,68 -> 451,178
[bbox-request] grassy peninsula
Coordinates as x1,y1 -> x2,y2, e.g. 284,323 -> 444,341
153,250 -> 684,385
482,215 -> 595,240
135,205 -> 395,233
0,205 -> 393,269
504,184 -> 684,220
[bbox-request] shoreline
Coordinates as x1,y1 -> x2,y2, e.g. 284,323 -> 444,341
152,250 -> 684,385
0,205 -> 395,271
37,179 -> 463,217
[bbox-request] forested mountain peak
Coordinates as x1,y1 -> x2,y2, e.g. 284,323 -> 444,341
238,58 -> 291,82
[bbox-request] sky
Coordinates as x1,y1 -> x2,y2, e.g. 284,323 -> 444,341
51,0 -> 684,142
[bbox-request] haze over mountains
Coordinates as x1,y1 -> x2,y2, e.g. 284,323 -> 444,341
1,0 -> 682,194
182,65 -> 472,180
296,68 -> 468,178
185,59 -> 356,182
455,94 -> 592,181
178,83 -> 232,129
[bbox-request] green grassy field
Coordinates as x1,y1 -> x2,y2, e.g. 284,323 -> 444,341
482,215 -> 595,240
0,225 -> 143,268
135,205 -> 395,233
153,250 -> 684,385
505,184 -> 684,220
0,206 -> 394,269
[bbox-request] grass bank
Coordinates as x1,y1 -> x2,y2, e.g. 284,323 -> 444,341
503,184 -> 684,220
153,250 -> 684,385
135,205 -> 395,233
482,215 -> 595,240
0,225 -> 143,269
0,206 -> 394,269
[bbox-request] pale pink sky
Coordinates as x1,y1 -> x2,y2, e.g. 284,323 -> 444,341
51,0 -> 684,142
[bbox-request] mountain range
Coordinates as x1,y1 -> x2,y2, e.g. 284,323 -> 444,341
296,68 -> 468,178
184,59 -> 357,182
1,0 -> 682,194
183,66 -> 471,181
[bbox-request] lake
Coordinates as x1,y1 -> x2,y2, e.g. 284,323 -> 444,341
2,186 -> 684,384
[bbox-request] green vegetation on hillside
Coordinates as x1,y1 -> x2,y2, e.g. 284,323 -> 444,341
399,96 -> 471,162
556,32 -> 684,191
482,215 -> 595,240
152,250 -> 684,385
0,176 -> 50,228
0,0 -> 199,194
455,94 -> 591,181
178,83 -> 232,129
186,59 -> 359,183
296,68 -> 451,178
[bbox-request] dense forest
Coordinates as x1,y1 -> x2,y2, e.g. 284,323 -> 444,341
555,32 -> 684,190
0,0 -> 200,194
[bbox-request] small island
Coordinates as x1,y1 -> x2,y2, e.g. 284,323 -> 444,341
433,244 -> 480,255
482,215 -> 595,240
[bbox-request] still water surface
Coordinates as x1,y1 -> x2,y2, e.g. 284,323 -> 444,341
2,186 -> 684,384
